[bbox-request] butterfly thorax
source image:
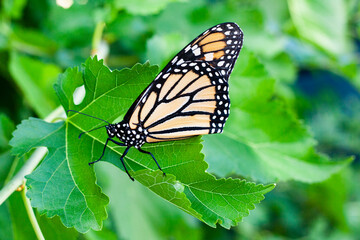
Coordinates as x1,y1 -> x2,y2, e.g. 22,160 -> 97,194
106,121 -> 146,148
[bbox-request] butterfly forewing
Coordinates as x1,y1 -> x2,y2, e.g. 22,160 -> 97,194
124,22 -> 243,143
170,22 -> 243,80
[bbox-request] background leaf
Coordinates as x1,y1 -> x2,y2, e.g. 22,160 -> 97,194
1,0 -> 27,19
113,0 -> 185,15
288,0 -> 350,56
203,50 -> 352,183
94,162 -> 203,240
0,114 -> 15,187
8,51 -> 61,118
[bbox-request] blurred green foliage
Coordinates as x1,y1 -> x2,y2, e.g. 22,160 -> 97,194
0,0 -> 360,239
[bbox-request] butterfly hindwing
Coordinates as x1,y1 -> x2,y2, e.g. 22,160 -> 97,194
127,62 -> 229,143
123,22 -> 243,143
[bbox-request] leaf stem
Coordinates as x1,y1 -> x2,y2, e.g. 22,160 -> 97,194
21,187 -> 45,240
91,21 -> 106,57
0,106 -> 64,205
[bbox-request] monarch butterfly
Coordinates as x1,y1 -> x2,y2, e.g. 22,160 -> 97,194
69,22 -> 243,181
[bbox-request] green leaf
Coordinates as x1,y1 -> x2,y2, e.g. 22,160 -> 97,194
203,50 -> 352,183
261,53 -> 297,85
104,134 -> 274,228
37,215 -> 79,240
0,203 -> 13,240
114,0 -> 185,15
2,116 -> 77,239
10,118 -> 109,233
45,3 -> 96,48
0,113 -> 15,151
9,51 -> 61,118
0,151 -> 15,189
94,163 -> 202,240
1,0 -> 27,19
10,56 -> 274,231
66,57 -> 275,228
84,227 -> 118,240
9,26 -> 58,56
307,169 -> 350,231
5,192 -> 37,240
0,114 -> 15,188
288,0 -> 350,56
146,32 -> 188,69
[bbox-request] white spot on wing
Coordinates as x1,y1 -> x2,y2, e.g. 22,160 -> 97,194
177,59 -> 184,65
171,56 -> 178,64
193,48 -> 201,56
204,52 -> 214,61
155,72 -> 162,80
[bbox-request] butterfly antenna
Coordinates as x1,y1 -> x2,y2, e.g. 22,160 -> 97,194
78,125 -> 108,139
67,110 -> 111,125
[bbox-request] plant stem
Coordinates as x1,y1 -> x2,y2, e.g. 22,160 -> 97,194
91,21 -> 106,57
21,187 -> 45,240
0,147 -> 47,205
0,106 -> 64,205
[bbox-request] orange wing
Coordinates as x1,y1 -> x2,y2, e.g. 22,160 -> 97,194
184,22 -> 243,80
128,63 -> 230,143
123,22 -> 243,143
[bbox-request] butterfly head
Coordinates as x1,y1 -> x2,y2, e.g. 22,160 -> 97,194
105,124 -> 117,138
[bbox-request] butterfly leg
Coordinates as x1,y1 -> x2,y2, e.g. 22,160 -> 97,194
88,138 -> 125,165
138,148 -> 166,177
89,138 -> 111,165
119,146 -> 134,181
